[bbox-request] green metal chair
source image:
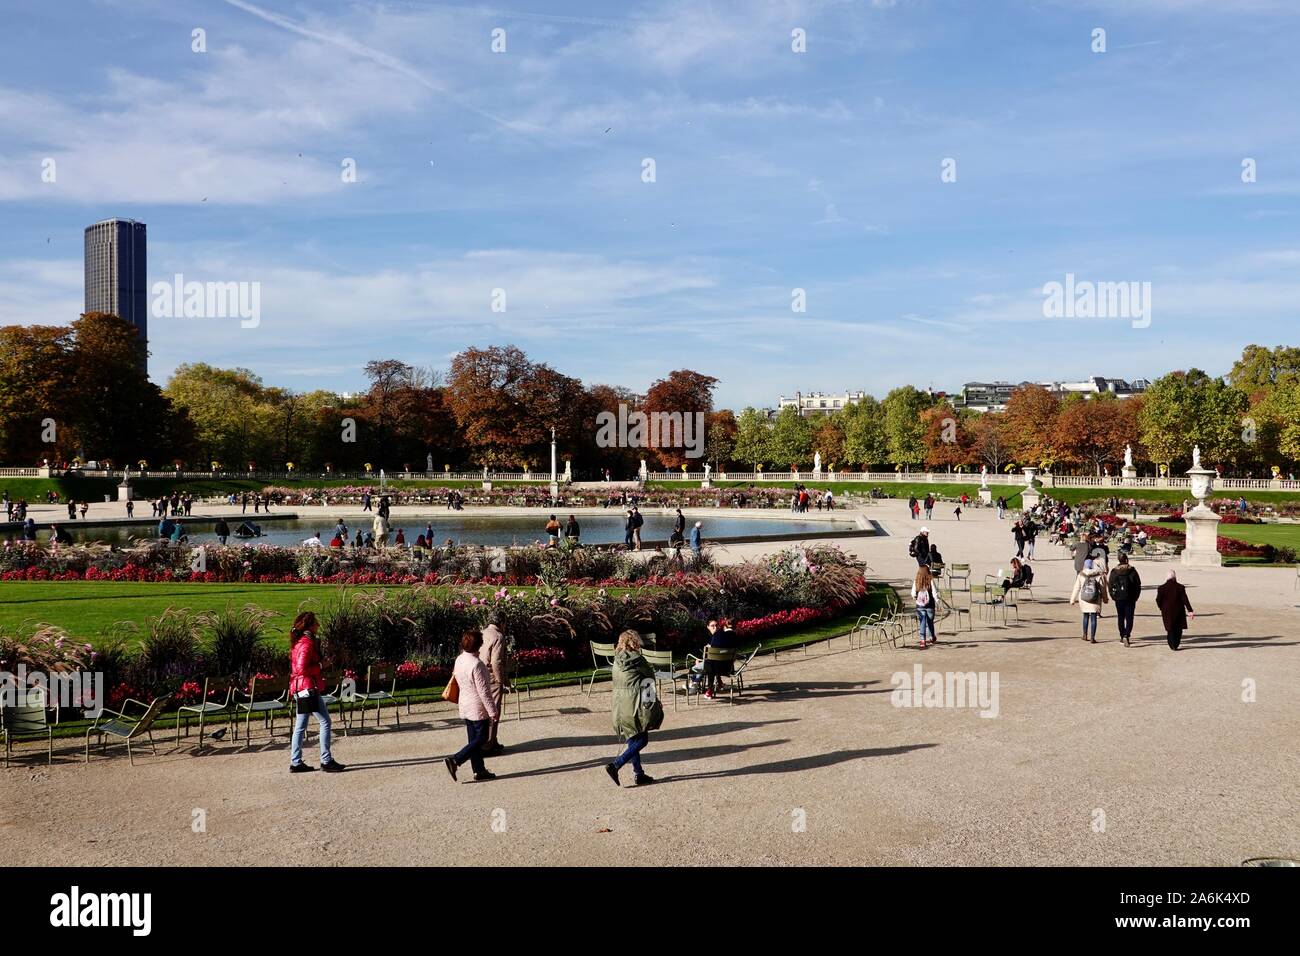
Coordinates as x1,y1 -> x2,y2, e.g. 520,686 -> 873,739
348,663 -> 401,730
84,695 -> 171,765
586,641 -> 617,695
685,646 -> 738,704
641,648 -> 682,710
174,678 -> 235,748
234,676 -> 289,745
3,704 -> 53,766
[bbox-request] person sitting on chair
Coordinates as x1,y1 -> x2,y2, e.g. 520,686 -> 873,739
1001,557 -> 1033,594
700,619 -> 738,699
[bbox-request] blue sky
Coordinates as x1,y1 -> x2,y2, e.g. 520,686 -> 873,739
1,0 -> 1298,409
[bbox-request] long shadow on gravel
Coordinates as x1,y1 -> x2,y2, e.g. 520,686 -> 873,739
660,742 -> 938,782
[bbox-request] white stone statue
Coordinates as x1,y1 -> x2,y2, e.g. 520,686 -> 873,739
1124,444 -> 1133,468
482,465 -> 488,478
639,457 -> 648,478
426,453 -> 433,472
980,464 -> 989,489
1192,445 -> 1202,470
704,463 -> 711,478
813,451 -> 822,473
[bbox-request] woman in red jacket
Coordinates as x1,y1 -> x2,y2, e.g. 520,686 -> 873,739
289,611 -> 345,774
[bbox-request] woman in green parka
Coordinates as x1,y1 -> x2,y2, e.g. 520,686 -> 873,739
604,629 -> 664,787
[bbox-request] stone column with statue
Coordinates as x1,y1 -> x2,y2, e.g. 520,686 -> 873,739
978,464 -> 992,505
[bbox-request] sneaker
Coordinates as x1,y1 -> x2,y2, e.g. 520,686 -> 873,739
703,689 -> 713,698
473,771 -> 497,781
444,756 -> 458,782
605,762 -> 620,787
321,759 -> 346,773
634,773 -> 656,786
289,763 -> 316,774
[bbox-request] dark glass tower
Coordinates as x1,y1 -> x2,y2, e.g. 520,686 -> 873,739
84,218 -> 148,373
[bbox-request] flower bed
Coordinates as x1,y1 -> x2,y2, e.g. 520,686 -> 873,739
255,484 -> 813,510
0,539 -> 716,585
0,545 -> 871,710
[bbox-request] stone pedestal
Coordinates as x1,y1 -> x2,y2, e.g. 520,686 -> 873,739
1181,505 -> 1223,567
549,481 -> 559,500
116,481 -> 135,502
481,481 -> 493,491
978,488 -> 992,505
700,479 -> 712,489
1121,465 -> 1137,482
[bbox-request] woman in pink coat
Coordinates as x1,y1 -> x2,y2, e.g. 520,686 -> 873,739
444,630 -> 500,782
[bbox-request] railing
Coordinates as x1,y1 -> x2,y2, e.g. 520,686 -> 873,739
647,471 -> 1293,490
0,468 -> 40,477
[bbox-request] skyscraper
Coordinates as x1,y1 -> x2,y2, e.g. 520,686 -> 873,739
84,218 -> 148,372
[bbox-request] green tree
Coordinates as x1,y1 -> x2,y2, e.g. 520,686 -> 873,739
840,397 -> 887,469
881,386 -> 933,470
768,405 -> 812,469
732,407 -> 773,469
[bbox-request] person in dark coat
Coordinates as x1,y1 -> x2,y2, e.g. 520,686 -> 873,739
1154,570 -> 1194,650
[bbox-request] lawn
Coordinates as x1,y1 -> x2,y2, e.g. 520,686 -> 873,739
1182,520 -> 1300,549
0,581 -> 382,640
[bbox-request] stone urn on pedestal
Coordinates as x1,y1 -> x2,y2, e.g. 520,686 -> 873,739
1181,446 -> 1222,567
1021,466 -> 1042,509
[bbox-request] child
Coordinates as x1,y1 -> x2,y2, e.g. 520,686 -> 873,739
953,504 -> 963,521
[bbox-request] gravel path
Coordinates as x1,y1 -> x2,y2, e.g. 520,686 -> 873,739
3,499 -> 1295,865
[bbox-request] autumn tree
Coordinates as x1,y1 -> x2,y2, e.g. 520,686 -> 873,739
640,369 -> 717,469
1002,385 -> 1060,466
1053,395 -> 1131,475
922,403 -> 970,471
881,386 -> 933,470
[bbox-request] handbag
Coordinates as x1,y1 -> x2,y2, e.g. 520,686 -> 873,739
294,689 -> 320,715
442,675 -> 460,703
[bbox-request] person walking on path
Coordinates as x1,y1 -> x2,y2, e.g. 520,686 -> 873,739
1155,570 -> 1195,650
912,565 -> 939,648
996,496 -> 1006,520
689,521 -> 702,556
631,506 -> 644,551
479,616 -> 508,755
288,612 -> 345,774
444,630 -> 500,782
1107,553 -> 1142,646
604,629 -> 663,787
1070,557 -> 1109,643
372,512 -> 389,548
953,503 -> 962,521
1024,516 -> 1038,560
215,518 -> 230,545
1013,520 -> 1026,558
624,509 -> 635,550
924,494 -> 934,520
909,527 -> 932,567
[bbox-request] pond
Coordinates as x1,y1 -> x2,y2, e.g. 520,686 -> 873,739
62,513 -> 859,548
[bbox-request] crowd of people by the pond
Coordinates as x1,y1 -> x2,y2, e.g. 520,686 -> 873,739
905,493 -> 1195,652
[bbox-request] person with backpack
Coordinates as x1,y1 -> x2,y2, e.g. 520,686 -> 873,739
1107,553 -> 1142,646
1023,517 -> 1038,560
924,494 -> 934,520
1000,557 -> 1032,595
912,566 -> 939,648
907,496 -> 918,520
1155,570 -> 1195,650
909,527 -> 932,567
1070,557 -> 1109,643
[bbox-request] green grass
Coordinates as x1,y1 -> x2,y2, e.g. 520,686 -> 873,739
1178,520 -> 1300,548
0,581 -> 355,638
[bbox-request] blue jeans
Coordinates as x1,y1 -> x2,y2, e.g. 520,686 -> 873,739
454,718 -> 491,775
613,732 -> 648,775
916,607 -> 936,640
1082,611 -> 1099,640
291,696 -> 332,766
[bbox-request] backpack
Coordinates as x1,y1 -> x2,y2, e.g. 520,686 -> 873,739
1080,575 -> 1101,604
1110,569 -> 1134,601
909,536 -> 922,557
916,586 -> 931,608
